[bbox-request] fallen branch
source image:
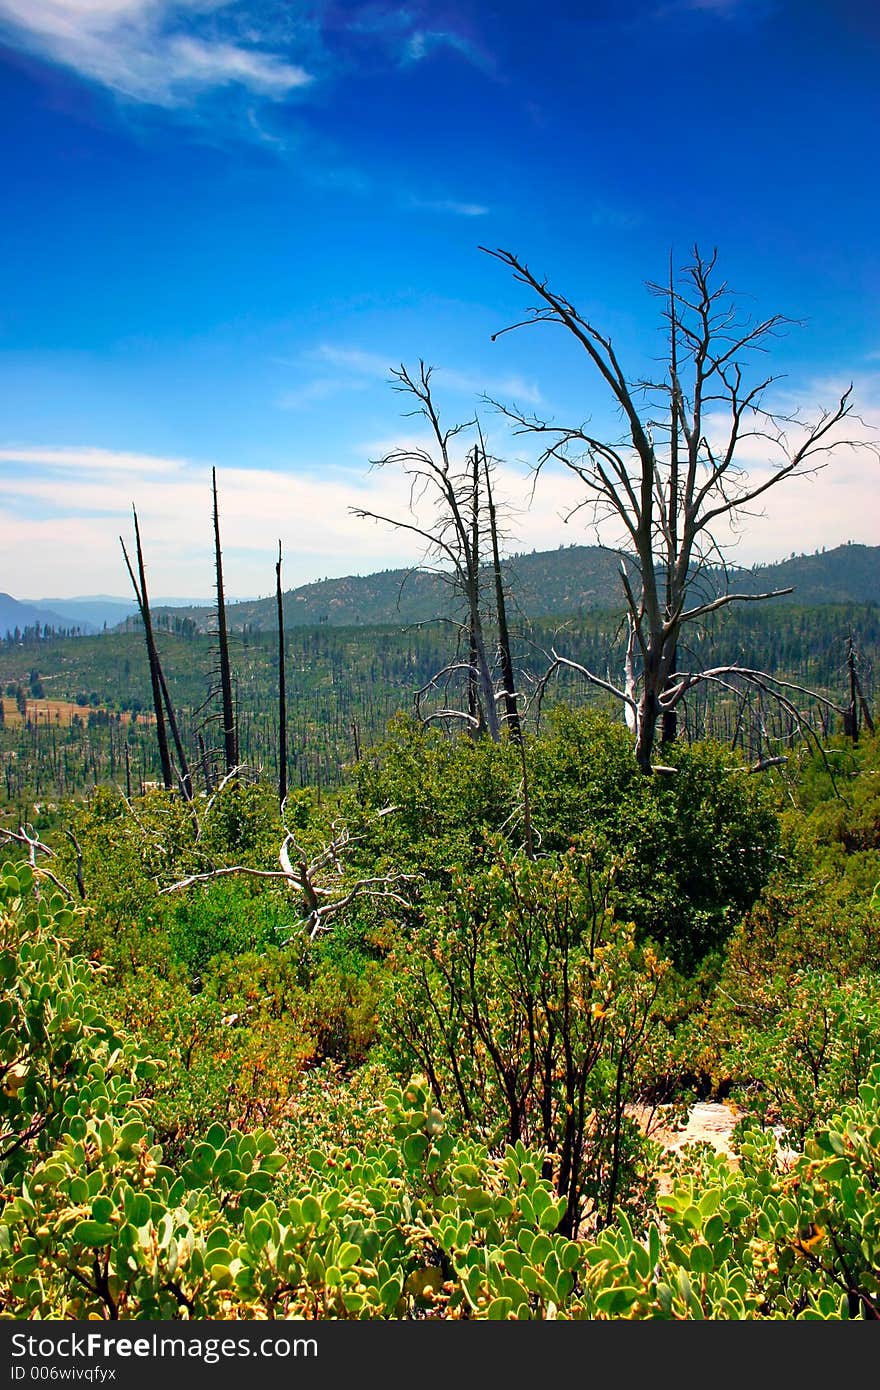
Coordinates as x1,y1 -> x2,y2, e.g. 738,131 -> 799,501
0,826 -> 74,900
159,805 -> 411,940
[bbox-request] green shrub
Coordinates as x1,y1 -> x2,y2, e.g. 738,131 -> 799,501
0,861 -> 158,1186
381,840 -> 671,1236
4,862 -> 880,1320
358,709 -> 780,969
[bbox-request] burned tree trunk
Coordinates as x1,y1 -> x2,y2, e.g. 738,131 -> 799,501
212,468 -> 238,775
846,633 -> 876,742
198,732 -> 214,794
482,441 -> 521,743
660,255 -> 680,749
157,663 -> 192,799
120,507 -> 172,791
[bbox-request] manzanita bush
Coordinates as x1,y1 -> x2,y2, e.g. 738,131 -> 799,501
2,859 -> 879,1319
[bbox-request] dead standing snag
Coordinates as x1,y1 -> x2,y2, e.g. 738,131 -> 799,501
483,245 -> 868,771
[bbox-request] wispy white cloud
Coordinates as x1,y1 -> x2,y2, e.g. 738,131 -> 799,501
402,26 -> 489,70
652,0 -> 773,20
590,202 -> 642,231
0,439 -> 540,594
312,345 -> 391,375
408,196 -> 489,217
277,343 -> 544,412
1,380 -> 877,599
435,367 -> 543,407
0,0 -> 496,115
682,0 -> 762,13
277,375 -> 374,410
0,443 -> 184,474
0,0 -> 312,106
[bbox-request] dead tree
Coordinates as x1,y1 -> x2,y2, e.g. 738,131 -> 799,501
120,508 -> 172,791
212,468 -> 238,774
845,634 -> 875,743
120,512 -> 192,799
156,663 -> 193,800
480,428 -> 522,743
159,806 -> 412,940
484,244 -> 868,772
351,363 -> 502,739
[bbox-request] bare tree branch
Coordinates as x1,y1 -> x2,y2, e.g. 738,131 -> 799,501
159,805 -> 411,940
482,243 -> 875,770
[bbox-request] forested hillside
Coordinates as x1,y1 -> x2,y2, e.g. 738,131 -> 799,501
146,543 -> 880,633
1,601 -> 876,808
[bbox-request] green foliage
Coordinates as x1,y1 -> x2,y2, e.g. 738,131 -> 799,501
359,709 -> 780,968
718,972 -> 880,1143
674,742 -> 880,1117
0,861 -> 158,1186
162,879 -> 292,976
353,713 -> 521,881
4,864 -> 880,1320
528,710 -> 781,967
381,840 -> 671,1235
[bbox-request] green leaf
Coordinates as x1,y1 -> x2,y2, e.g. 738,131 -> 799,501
337,1242 -> 360,1271
72,1220 -> 116,1246
91,1196 -> 114,1225
380,1274 -> 403,1311
486,1296 -> 513,1320
302,1194 -> 322,1226
690,1243 -> 714,1275
402,1133 -> 429,1166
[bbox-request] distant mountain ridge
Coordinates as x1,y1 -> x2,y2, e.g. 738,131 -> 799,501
4,544 -> 874,640
25,596 -> 233,632
2,594 -> 253,637
0,593 -> 77,637
147,542 -> 879,633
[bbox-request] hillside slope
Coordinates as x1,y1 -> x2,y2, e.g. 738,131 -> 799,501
0,593 -> 76,637
148,542 -> 879,633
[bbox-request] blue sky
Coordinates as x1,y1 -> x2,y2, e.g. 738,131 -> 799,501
1,0 -> 878,599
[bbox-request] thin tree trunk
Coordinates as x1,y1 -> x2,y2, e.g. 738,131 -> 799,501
467,626 -> 481,734
846,634 -> 859,742
467,447 -> 483,735
212,468 -> 238,774
482,444 -> 521,743
466,446 -> 500,740
120,509 -> 172,790
198,732 -> 214,794
157,663 -> 192,799
661,253 -> 680,748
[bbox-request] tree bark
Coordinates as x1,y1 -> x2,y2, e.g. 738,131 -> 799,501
120,509 -> 172,791
212,468 -> 238,774
483,446 -> 521,743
